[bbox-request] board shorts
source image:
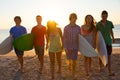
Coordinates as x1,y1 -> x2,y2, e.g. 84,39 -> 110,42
106,45 -> 112,55
14,48 -> 24,56
65,49 -> 78,60
34,46 -> 44,56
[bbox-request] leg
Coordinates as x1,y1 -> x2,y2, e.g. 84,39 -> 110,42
56,52 -> 62,73
108,55 -> 111,74
88,57 -> 92,71
38,55 -> 44,74
66,59 -> 72,70
84,56 -> 89,76
99,58 -> 102,72
15,49 -> 24,72
65,50 -> 72,70
108,55 -> 115,76
17,55 -> 24,71
71,50 -> 78,79
106,45 -> 115,76
49,52 -> 55,79
35,46 -> 44,74
72,60 -> 76,76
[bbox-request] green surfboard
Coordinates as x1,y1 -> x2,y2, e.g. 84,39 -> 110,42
13,34 -> 34,51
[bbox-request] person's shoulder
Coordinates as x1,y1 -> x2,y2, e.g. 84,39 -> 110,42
42,25 -> 45,27
107,20 -> 113,24
96,21 -> 101,25
20,25 -> 26,29
32,26 -> 37,30
96,21 -> 101,27
64,24 -> 70,29
75,24 -> 80,27
65,24 -> 70,27
11,26 -> 16,29
10,26 -> 16,31
32,26 -> 36,28
75,24 -> 80,29
42,25 -> 46,29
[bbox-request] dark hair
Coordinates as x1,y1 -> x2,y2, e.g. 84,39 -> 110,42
101,10 -> 108,15
14,16 -> 21,22
69,13 -> 77,20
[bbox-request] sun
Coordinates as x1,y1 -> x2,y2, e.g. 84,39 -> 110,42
40,8 -> 67,30
42,10 -> 59,24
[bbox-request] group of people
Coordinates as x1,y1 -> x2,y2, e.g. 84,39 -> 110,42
9,10 -> 115,80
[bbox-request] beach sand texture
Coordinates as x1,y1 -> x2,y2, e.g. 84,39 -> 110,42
0,48 -> 120,80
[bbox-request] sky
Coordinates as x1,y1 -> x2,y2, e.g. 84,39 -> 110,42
0,0 -> 120,29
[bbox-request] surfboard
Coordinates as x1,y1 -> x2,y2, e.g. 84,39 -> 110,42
96,31 -> 108,66
13,34 -> 34,51
0,35 -> 13,55
78,34 -> 98,57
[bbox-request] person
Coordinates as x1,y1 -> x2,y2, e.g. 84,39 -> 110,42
31,15 -> 48,74
63,13 -> 81,79
96,10 -> 115,76
81,15 -> 97,76
46,20 -> 63,79
10,16 -> 27,72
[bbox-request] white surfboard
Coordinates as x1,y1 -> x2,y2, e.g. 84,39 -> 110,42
0,35 -> 13,55
78,34 -> 98,57
96,31 -> 108,66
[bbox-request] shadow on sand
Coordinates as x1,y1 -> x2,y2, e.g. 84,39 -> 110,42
13,69 -> 23,80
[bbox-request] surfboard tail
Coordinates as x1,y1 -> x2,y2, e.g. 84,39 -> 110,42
96,31 -> 108,66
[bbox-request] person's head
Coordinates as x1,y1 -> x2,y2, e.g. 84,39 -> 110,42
14,16 -> 21,26
84,15 -> 96,32
101,10 -> 108,21
47,20 -> 57,34
47,20 -> 58,36
36,15 -> 42,25
84,15 -> 94,25
69,13 -> 77,24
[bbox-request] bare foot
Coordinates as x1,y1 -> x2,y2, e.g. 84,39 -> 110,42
18,68 -> 24,73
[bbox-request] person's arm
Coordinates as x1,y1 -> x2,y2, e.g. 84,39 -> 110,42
79,27 -> 81,34
110,22 -> 115,43
63,27 -> 67,50
24,27 -> 27,34
45,30 -> 49,50
110,29 -> 115,43
9,28 -> 14,38
58,28 -> 63,49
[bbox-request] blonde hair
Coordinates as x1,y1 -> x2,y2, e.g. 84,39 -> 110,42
69,13 -> 77,20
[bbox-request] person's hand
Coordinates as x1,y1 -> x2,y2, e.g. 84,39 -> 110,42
46,44 -> 48,50
65,49 -> 68,53
112,39 -> 115,43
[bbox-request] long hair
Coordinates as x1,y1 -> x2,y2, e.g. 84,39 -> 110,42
84,15 -> 96,33
47,20 -> 57,36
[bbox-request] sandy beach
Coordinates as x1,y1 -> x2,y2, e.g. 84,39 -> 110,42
0,48 -> 120,80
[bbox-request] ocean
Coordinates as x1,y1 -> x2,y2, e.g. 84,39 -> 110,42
0,25 -> 120,47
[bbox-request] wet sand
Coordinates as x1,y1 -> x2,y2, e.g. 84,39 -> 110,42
0,48 -> 120,80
